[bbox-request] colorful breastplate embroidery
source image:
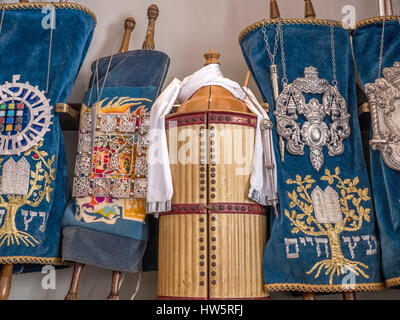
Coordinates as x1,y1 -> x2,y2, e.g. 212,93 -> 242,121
72,97 -> 150,199
0,75 -> 53,156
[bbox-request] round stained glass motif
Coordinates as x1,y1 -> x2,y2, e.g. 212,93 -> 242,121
0,75 -> 53,155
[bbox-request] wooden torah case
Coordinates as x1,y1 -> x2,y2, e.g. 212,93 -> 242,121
158,54 -> 268,300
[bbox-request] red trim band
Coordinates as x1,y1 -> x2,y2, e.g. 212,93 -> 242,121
166,112 -> 207,129
165,111 -> 257,129
208,111 -> 257,128
159,203 -> 265,216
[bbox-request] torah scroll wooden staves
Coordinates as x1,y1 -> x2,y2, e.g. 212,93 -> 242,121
142,4 -> 159,50
64,17 -> 136,300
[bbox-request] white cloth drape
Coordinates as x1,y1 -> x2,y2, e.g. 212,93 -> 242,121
146,63 -> 277,216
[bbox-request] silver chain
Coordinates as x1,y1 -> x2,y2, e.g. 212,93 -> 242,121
278,20 -> 288,85
261,19 -> 281,65
87,55 -> 114,106
330,24 -> 338,87
278,22 -> 338,87
378,18 -> 386,79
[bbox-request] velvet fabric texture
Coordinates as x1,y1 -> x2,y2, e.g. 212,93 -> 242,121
240,20 -> 383,292
62,50 -> 170,272
353,17 -> 400,287
0,4 -> 95,273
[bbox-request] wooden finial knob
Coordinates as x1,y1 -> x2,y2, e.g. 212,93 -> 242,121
305,0 -> 316,19
119,17 -> 136,53
147,4 -> 159,20
204,49 -> 221,66
142,4 -> 159,50
270,0 -> 281,19
124,17 -> 136,31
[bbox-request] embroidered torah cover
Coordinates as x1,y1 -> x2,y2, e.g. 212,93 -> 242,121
239,19 -> 383,292
353,16 -> 400,287
0,3 -> 95,272
62,50 -> 170,272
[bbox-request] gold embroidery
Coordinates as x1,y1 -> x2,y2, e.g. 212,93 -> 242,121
0,142 -> 55,247
264,282 -> 384,293
0,2 -> 97,25
0,256 -> 70,266
356,16 -> 400,28
285,167 -> 372,284
385,276 -> 400,288
239,18 -> 344,43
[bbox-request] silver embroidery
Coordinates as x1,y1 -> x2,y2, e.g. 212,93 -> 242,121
0,75 -> 53,155
73,109 -> 151,198
139,115 -> 150,135
1,158 -> 30,195
92,177 -> 111,197
133,178 -> 147,198
311,185 -> 343,224
72,177 -> 90,197
275,67 -> 351,171
366,61 -> 400,171
21,210 -> 36,231
119,114 -> 137,132
38,211 -> 49,232
75,155 -> 91,175
99,114 -> 117,132
80,112 -> 92,132
111,179 -> 131,198
135,155 -> 148,177
77,133 -> 91,153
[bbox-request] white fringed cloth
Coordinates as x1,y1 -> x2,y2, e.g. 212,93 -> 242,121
146,63 -> 277,216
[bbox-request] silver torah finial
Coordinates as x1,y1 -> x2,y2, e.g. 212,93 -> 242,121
365,61 -> 400,171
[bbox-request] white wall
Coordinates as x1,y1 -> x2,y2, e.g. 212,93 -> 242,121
5,0 -> 400,300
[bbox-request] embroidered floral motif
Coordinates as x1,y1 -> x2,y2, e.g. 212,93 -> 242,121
285,167 -> 372,284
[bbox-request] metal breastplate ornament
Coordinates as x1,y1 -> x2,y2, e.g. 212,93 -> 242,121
274,67 -> 351,171
365,61 -> 400,171
0,74 -> 53,155
72,107 -> 150,198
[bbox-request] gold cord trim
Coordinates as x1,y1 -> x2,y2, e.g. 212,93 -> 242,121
239,18 -> 344,43
0,256 -> 71,266
385,276 -> 400,288
0,2 -> 97,25
356,16 -> 400,29
264,281 -> 385,293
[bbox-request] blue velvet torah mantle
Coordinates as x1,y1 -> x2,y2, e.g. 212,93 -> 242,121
0,3 -> 95,273
353,16 -> 400,288
239,19 -> 383,293
61,50 -> 170,273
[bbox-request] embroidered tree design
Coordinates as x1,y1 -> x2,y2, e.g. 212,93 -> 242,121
285,167 -> 371,284
0,142 -> 55,247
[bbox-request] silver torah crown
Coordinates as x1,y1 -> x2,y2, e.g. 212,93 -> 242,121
365,61 -> 400,171
274,67 -> 351,171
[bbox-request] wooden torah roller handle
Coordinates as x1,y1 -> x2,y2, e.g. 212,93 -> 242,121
119,17 -> 136,53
